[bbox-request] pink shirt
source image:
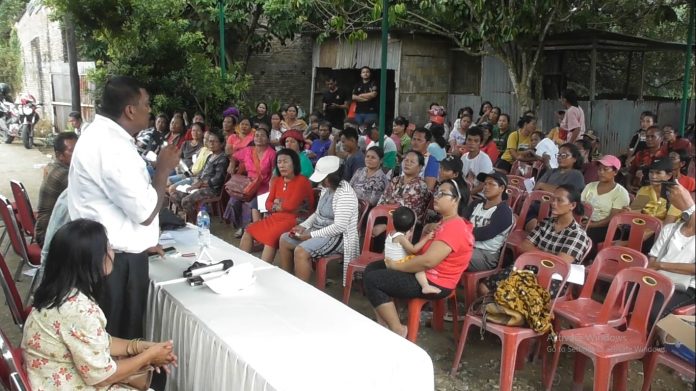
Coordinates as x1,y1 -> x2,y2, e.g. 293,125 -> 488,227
227,131 -> 255,155
233,147 -> 276,194
560,106 -> 586,139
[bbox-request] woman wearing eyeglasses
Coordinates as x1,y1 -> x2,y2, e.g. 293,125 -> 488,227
363,179 -> 474,337
525,143 -> 586,231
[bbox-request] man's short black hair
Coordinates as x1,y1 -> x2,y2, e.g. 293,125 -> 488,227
99,76 -> 145,121
413,127 -> 432,141
466,126 -> 483,141
340,127 -> 359,141
393,206 -> 416,233
54,132 -> 78,155
68,111 -> 81,120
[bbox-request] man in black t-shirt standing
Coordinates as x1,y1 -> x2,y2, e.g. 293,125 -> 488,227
322,75 -> 349,130
352,66 -> 378,128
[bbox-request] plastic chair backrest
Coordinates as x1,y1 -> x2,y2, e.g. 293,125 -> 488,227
357,200 -> 370,232
514,190 -> 554,231
574,202 -> 593,230
506,175 -> 527,191
511,161 -> 534,178
0,253 -> 25,328
602,212 -> 662,251
504,187 -> 523,210
10,181 -> 35,237
580,246 -> 648,300
0,328 -> 29,391
512,251 -> 571,310
0,196 -> 29,263
598,268 -> 674,343
361,204 -> 400,253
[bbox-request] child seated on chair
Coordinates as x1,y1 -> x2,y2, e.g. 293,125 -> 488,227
385,206 -> 440,294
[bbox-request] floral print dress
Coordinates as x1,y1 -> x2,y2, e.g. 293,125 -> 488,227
21,291 -> 130,390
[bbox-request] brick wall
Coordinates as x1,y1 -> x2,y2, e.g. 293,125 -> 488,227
398,37 -> 451,126
245,35 -> 314,116
15,5 -> 65,123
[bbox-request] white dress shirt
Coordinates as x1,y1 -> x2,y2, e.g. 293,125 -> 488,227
68,115 -> 159,253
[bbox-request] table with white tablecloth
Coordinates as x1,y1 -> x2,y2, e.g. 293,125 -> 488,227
146,226 -> 434,391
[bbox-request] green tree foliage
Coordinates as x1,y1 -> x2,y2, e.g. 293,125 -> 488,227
46,0 -> 305,119
0,0 -> 27,94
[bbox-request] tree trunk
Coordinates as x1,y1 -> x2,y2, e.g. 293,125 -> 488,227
499,54 -> 534,114
65,14 -> 81,113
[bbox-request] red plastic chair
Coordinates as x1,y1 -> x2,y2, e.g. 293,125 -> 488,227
574,202 -> 593,230
460,219 -> 516,310
0,252 -> 30,329
597,212 -> 662,253
506,175 -> 527,191
504,187 -> 523,211
640,304 -> 696,391
505,190 -> 554,259
0,196 -> 41,282
10,181 -> 36,240
0,327 -> 30,391
342,204 -> 401,304
406,290 -> 459,343
451,252 -> 571,391
511,160 -> 534,178
554,246 -> 648,333
543,267 -> 675,391
313,199 -> 370,290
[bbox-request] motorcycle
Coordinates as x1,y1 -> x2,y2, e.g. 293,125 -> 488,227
0,98 -> 21,144
17,93 -> 40,149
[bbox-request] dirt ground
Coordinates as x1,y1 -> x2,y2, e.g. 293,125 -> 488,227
0,141 -> 693,391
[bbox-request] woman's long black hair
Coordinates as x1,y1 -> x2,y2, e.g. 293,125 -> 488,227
33,219 -> 110,310
560,142 -> 585,170
556,184 -> 585,216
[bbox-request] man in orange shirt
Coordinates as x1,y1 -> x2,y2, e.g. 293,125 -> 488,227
663,125 -> 692,153
671,149 -> 695,192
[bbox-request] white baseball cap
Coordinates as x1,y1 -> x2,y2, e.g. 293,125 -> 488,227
309,155 -> 341,183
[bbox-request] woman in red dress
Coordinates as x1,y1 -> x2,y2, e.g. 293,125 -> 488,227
241,149 -> 315,262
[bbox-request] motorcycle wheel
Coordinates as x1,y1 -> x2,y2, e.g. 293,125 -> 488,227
21,124 -> 32,149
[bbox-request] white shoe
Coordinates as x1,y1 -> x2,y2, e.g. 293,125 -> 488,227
234,228 -> 244,238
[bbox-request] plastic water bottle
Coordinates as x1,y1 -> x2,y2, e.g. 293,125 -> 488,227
196,206 -> 211,249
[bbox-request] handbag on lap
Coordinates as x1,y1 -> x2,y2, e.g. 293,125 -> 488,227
224,150 -> 262,202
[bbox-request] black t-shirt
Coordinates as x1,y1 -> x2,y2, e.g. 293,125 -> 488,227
322,88 -> 349,128
352,80 -> 378,114
628,131 -> 647,154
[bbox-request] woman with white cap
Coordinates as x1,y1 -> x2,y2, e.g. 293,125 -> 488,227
278,156 -> 360,283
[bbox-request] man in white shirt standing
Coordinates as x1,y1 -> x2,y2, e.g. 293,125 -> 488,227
68,76 -> 180,339
460,126 -> 493,195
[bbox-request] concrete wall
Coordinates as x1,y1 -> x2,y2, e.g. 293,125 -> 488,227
245,35 -> 314,115
15,4 -> 65,123
398,37 -> 451,125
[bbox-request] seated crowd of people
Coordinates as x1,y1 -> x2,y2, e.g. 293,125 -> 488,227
127,91 -> 695,334
23,79 -> 695,390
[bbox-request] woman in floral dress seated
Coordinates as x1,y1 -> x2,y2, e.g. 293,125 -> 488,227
22,219 -> 177,390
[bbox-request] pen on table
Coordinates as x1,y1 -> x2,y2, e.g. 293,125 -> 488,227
181,252 -> 196,257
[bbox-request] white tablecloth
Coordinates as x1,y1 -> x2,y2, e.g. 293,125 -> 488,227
146,226 -> 434,391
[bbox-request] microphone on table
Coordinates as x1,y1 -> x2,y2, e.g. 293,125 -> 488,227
183,259 -> 234,278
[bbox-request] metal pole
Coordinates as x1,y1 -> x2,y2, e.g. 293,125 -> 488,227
218,0 -> 227,79
378,0 -> 389,149
679,0 -> 694,136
